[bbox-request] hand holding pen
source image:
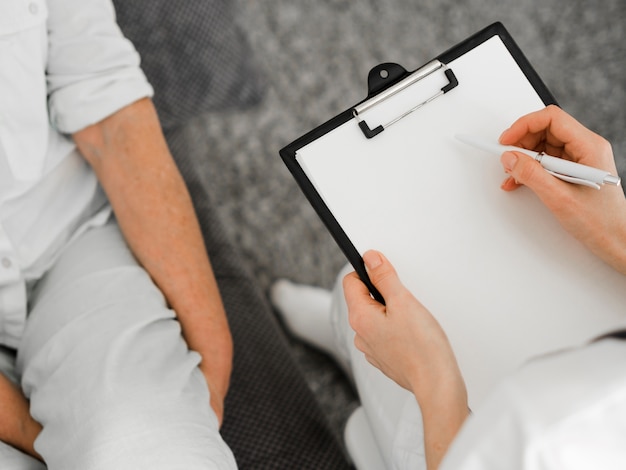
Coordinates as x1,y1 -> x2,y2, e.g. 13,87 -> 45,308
457,134 -> 620,189
497,105 -> 621,189
474,105 -> 626,274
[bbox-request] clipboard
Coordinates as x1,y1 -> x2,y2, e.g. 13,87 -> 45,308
279,22 -> 626,407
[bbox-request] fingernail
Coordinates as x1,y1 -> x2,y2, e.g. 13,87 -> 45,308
363,250 -> 383,270
498,127 -> 510,143
501,151 -> 518,172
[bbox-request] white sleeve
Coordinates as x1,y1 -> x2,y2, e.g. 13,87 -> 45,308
440,340 -> 626,470
439,378 -> 531,470
46,0 -> 153,134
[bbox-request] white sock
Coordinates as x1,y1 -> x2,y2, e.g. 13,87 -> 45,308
270,279 -> 338,359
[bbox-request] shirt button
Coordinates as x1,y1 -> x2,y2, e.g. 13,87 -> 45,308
29,2 -> 39,15
1,257 -> 12,269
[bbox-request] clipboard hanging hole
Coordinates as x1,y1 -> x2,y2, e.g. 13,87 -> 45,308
366,62 -> 408,97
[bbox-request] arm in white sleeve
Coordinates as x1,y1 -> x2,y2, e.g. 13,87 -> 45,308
46,0 -> 153,134
441,340 -> 626,470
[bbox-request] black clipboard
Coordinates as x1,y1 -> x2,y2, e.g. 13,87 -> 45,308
280,22 -> 555,302
278,22 -> 626,407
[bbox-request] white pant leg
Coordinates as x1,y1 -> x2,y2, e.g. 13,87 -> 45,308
0,347 -> 46,470
16,221 -> 236,470
331,265 -> 426,470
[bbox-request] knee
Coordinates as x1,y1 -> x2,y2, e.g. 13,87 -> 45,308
37,384 -> 235,469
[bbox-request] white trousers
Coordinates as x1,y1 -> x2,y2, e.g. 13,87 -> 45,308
330,265 -> 426,470
0,221 -> 236,469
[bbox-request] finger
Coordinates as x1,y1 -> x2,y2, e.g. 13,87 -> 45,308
500,150 -> 557,188
352,335 -> 381,367
500,105 -> 603,164
500,150 -> 576,208
353,333 -> 368,355
499,105 -> 568,148
364,353 -> 382,371
343,270 -> 380,311
500,175 -> 521,192
343,271 -> 386,328
362,250 -> 407,301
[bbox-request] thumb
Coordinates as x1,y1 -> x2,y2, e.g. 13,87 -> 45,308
501,151 -> 558,193
363,250 -> 406,301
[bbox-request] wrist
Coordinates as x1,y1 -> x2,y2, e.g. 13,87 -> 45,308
18,416 -> 43,461
593,200 -> 626,275
417,375 -> 469,470
0,375 -> 43,460
413,369 -> 468,415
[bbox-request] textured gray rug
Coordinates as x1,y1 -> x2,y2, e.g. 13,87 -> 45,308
178,0 -> 626,447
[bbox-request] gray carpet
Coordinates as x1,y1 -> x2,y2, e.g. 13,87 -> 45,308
177,0 -> 626,447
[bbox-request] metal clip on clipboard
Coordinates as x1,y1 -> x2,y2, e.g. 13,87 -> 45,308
353,60 -> 458,139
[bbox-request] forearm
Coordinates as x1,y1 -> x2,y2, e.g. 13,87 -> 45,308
589,205 -> 626,275
346,252 -> 470,469
499,106 -> 626,275
416,382 -> 469,470
0,373 -> 42,460
72,98 -> 232,415
408,350 -> 469,470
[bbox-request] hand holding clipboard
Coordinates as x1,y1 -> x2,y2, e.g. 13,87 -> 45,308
280,23 -> 626,407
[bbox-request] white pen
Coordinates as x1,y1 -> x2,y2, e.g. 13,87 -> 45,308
456,134 -> 621,190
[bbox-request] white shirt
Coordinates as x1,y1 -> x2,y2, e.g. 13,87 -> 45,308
0,0 -> 153,348
441,338 -> 626,469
